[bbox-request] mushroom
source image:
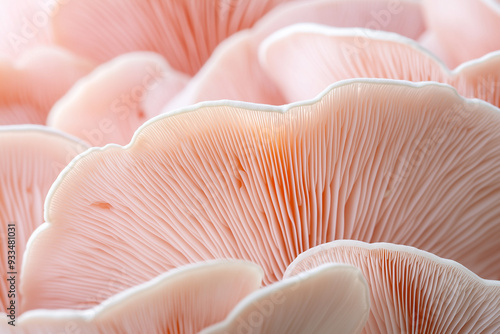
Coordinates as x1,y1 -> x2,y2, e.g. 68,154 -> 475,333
0,125 -> 88,320
165,0 -> 426,111
0,0 -> 53,58
47,0 -> 299,74
0,47 -> 93,125
47,52 -> 189,146
259,23 -> 500,105
286,240 -> 500,333
21,80 -> 500,314
201,263 -> 369,334
421,0 -> 500,68
3,260 -> 263,333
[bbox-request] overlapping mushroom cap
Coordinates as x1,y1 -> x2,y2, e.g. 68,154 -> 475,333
286,240 -> 500,333
0,126 -> 88,321
259,24 -> 500,105
0,47 -> 93,125
20,80 -> 500,315
421,0 -> 500,68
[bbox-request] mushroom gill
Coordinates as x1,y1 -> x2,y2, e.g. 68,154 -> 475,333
21,80 -> 500,312
286,240 -> 500,333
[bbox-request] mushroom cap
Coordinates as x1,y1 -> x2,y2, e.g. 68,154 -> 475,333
421,0 -> 500,68
47,52 -> 189,146
0,0 -> 53,58
0,47 -> 93,125
21,80 -> 500,313
4,260 -> 262,333
48,0 -> 297,75
286,240 -> 500,333
259,23 -> 500,106
0,125 -> 88,316
165,0 -> 426,111
202,263 -> 370,334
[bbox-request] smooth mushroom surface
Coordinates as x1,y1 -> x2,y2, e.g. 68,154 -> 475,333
201,263 -> 369,334
21,80 -> 500,312
0,126 -> 88,319
422,0 -> 500,68
48,52 -> 189,146
0,0 -> 53,58
260,24 -> 500,105
165,0 -> 425,112
286,240 -> 500,333
0,47 -> 93,125
49,0 -> 298,75
3,260 -> 262,333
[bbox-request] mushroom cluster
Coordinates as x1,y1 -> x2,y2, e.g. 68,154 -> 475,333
1,0 -> 500,333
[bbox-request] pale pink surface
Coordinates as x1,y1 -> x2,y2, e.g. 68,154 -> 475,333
0,0 -> 54,58
166,0 -> 426,111
3,261 -> 262,333
0,126 -> 88,322
0,47 -> 94,125
202,264 -> 369,334
49,0 -> 299,75
260,24 -> 500,106
48,52 -> 189,146
286,241 -> 500,333
21,81 -> 500,312
422,0 -> 500,69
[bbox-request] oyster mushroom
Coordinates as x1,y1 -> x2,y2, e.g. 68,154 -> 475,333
201,263 -> 369,334
3,260 -> 263,333
48,0 -> 298,75
47,52 -> 189,146
421,0 -> 500,68
165,0 -> 426,111
286,240 -> 500,333
0,125 -> 88,321
21,80 -> 500,313
259,24 -> 500,105
0,47 -> 93,125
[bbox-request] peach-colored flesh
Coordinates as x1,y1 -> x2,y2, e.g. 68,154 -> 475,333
260,24 -> 500,106
0,0 -> 54,58
422,0 -> 500,69
202,263 -> 369,334
0,47 -> 93,125
165,0 -> 426,111
2,260 -> 262,333
286,241 -> 500,333
48,52 -> 189,146
21,80 -> 500,313
0,126 -> 88,320
49,0 -> 297,75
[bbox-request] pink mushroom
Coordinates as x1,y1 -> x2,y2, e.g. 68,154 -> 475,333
0,47 -> 93,125
47,52 -> 189,146
3,260 -> 263,333
421,0 -> 500,69
20,80 -> 500,315
0,125 -> 88,321
286,240 -> 500,333
259,24 -> 500,104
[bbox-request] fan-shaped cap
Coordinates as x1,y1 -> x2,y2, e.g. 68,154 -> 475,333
0,47 -> 94,125
3,260 -> 262,333
0,0 -> 53,58
260,23 -> 500,106
165,0 -> 426,111
422,0 -> 500,68
201,263 -> 370,334
47,52 -> 189,146
21,80 -> 500,313
0,125 -> 88,319
48,0 -> 297,75
286,241 -> 500,333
